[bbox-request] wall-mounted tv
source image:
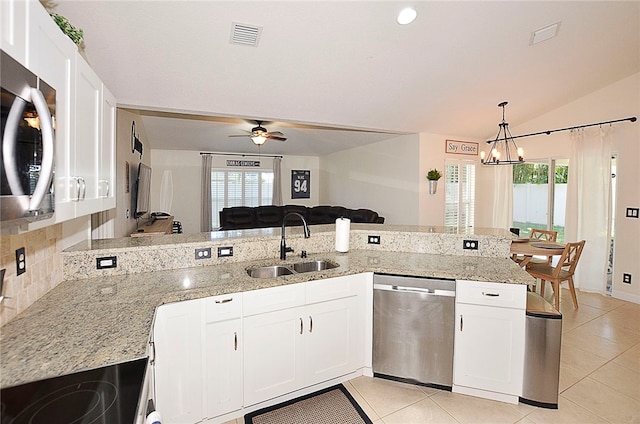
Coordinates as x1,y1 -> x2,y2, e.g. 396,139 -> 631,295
133,163 -> 152,218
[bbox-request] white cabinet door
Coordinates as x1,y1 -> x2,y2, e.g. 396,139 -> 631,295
1,0 -> 29,66
204,318 -> 242,419
202,294 -> 243,420
154,299 -> 204,424
243,306 -> 305,406
100,85 -> 116,210
27,1 -> 78,222
73,54 -> 102,216
454,302 -> 525,396
305,296 -> 358,386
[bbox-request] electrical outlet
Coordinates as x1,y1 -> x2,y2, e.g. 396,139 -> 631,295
622,273 -> 632,284
195,248 -> 212,260
217,246 -> 234,258
626,208 -> 639,218
96,256 -> 117,269
463,240 -> 478,250
15,247 -> 26,275
368,235 -> 381,244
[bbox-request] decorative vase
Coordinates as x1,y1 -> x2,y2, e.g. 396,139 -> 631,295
429,180 -> 438,195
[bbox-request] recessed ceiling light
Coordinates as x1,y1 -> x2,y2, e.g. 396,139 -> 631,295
397,7 -> 417,25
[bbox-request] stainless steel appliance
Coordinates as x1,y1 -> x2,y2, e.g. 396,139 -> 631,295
1,50 -> 56,228
520,292 -> 562,409
373,274 -> 456,389
0,358 -> 147,424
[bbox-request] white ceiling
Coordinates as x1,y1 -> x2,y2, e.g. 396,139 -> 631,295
54,1 -> 639,156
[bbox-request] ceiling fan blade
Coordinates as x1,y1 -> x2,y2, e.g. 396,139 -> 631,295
268,131 -> 284,136
267,135 -> 287,141
228,134 -> 250,137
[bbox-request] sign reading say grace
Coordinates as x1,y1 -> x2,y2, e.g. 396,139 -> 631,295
445,140 -> 479,156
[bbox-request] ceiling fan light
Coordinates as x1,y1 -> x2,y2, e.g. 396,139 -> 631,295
251,135 -> 267,145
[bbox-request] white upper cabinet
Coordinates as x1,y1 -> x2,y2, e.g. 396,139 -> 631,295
72,55 -> 103,216
101,85 -> 117,210
27,1 -> 78,222
1,0 -> 29,66
8,0 -> 117,225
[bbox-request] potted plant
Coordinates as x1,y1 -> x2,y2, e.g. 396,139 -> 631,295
426,169 -> 441,194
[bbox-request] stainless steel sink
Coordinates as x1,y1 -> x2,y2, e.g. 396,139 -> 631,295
247,265 -> 294,278
292,260 -> 339,273
247,260 -> 339,278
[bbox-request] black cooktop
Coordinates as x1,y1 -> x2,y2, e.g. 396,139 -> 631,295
1,358 -> 147,424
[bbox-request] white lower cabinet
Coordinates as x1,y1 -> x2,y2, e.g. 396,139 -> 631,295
154,293 -> 243,424
243,305 -> 306,406
153,274 -> 367,422
453,280 -> 526,403
153,298 -> 204,424
202,294 -> 243,420
243,274 -> 365,407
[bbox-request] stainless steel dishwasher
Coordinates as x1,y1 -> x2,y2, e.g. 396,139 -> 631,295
373,274 -> 456,389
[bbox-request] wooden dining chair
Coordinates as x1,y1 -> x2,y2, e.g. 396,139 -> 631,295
526,240 -> 586,309
511,228 -> 558,266
528,229 -> 559,265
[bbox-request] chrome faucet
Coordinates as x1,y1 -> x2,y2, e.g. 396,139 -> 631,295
280,212 -> 311,260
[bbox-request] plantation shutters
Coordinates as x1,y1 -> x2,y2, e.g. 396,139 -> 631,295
445,161 -> 476,229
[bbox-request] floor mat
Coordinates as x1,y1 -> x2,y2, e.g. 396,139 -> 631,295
244,384 -> 372,424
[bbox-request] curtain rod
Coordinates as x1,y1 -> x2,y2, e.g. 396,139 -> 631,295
200,152 -> 283,158
487,116 -> 637,143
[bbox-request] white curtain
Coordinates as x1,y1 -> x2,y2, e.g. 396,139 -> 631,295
565,127 -> 612,293
492,165 -> 514,229
272,157 -> 283,206
159,170 -> 173,213
201,154 -> 213,232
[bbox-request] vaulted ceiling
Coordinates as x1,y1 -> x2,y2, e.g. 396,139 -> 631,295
54,1 -> 639,156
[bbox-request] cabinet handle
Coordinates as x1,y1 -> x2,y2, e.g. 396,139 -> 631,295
482,292 -> 500,297
460,315 -> 463,331
78,177 -> 86,200
309,316 -> 313,333
299,317 -> 303,334
234,332 -> 238,351
215,298 -> 233,304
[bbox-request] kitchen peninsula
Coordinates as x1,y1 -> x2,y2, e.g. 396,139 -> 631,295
1,225 -> 534,420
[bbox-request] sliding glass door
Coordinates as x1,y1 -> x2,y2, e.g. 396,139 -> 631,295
512,159 -> 568,242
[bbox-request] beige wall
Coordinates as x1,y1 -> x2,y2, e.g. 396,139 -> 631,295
150,150 -> 320,233
319,134 -> 420,225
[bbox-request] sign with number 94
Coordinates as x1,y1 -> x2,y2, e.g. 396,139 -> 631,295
291,170 -> 310,199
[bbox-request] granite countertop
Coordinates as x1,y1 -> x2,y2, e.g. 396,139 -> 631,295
1,247 -> 532,389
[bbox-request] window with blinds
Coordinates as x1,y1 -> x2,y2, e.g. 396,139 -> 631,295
444,161 -> 476,229
211,170 -> 273,228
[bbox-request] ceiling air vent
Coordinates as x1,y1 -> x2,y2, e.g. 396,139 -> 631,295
230,22 -> 262,47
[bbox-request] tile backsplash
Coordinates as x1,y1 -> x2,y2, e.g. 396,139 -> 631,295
0,224 -> 64,326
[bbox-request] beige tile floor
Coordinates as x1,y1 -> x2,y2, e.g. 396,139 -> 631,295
345,288 -> 640,424
231,288 -> 639,424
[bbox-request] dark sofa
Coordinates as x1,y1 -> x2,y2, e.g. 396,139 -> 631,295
219,205 -> 384,230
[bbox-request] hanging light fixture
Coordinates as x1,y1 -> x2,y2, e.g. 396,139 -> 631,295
480,101 -> 524,165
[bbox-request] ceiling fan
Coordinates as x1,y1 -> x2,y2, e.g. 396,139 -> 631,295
228,120 -> 287,145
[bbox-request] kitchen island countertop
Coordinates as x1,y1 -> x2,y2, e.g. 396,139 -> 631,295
1,243 -> 532,389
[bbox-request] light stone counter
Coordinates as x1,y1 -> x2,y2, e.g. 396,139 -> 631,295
1,226 -> 529,389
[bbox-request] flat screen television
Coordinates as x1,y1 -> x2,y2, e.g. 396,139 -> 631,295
133,163 -> 152,218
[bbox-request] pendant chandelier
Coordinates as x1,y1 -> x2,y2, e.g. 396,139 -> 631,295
480,101 -> 524,165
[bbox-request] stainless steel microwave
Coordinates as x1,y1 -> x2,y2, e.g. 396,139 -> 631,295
1,50 -> 56,229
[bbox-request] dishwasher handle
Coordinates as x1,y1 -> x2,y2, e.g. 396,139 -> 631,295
373,283 -> 455,297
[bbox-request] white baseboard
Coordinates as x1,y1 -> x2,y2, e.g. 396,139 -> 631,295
611,290 -> 640,304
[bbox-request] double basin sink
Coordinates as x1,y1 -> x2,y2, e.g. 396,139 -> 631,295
247,260 -> 339,278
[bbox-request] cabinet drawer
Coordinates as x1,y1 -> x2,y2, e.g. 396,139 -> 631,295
204,293 -> 242,323
243,283 -> 305,316
456,280 -> 526,309
306,276 -> 357,304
